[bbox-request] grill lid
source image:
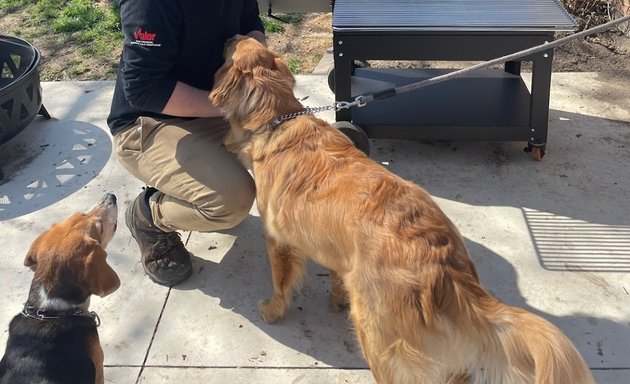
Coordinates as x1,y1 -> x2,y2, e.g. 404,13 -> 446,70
333,0 -> 577,32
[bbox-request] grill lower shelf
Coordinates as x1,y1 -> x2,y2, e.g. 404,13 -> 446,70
349,68 -> 532,141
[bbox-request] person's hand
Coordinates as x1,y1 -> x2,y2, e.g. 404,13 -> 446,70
230,34 -> 249,41
247,30 -> 267,47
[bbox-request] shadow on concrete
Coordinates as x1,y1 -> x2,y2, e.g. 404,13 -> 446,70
176,214 -> 367,369
0,116 -> 111,220
463,239 -> 630,373
523,208 -> 630,272
368,109 -> 630,273
176,219 -> 629,373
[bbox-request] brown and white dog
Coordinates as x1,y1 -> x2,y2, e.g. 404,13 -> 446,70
210,37 -> 595,384
0,193 -> 120,384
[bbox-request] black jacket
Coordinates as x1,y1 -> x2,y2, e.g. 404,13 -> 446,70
107,0 -> 264,135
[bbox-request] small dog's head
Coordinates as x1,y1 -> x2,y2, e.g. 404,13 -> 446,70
24,193 -> 121,299
210,37 -> 297,130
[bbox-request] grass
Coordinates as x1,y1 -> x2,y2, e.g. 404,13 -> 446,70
0,0 -> 122,79
1,0 -> 121,47
261,13 -> 309,74
287,57 -> 303,74
261,13 -> 305,33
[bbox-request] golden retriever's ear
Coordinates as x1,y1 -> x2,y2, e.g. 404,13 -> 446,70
84,246 -> 120,298
210,66 -> 240,106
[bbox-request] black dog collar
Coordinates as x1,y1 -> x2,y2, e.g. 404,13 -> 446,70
21,303 -> 101,327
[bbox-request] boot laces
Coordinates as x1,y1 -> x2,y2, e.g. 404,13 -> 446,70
149,232 -> 184,267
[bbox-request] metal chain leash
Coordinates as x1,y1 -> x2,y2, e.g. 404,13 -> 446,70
268,105 -> 338,130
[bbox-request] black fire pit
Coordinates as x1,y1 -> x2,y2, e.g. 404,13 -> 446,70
0,35 -> 50,145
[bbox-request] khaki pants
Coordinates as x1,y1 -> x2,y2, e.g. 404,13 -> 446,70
114,116 -> 255,232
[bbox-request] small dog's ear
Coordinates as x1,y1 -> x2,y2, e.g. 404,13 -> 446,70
83,246 -> 120,298
24,235 -> 45,269
24,250 -> 37,268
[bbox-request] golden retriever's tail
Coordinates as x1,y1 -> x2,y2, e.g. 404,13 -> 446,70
483,304 -> 596,384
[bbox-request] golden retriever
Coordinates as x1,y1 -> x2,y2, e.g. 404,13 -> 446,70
210,37 -> 595,384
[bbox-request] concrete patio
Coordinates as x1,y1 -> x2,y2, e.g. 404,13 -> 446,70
0,71 -> 628,383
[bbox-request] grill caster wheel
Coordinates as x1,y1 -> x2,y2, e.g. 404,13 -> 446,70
327,65 -> 335,93
327,60 -> 370,93
332,121 -> 370,156
524,143 -> 545,161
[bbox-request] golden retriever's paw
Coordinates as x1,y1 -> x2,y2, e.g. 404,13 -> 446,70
257,299 -> 286,324
329,293 -> 349,312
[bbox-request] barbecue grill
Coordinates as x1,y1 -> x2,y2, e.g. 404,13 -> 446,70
330,0 -> 577,159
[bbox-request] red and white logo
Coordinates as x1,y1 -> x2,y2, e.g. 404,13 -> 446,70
134,27 -> 156,41
131,27 -> 161,47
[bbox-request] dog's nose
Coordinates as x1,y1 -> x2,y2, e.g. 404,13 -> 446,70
102,193 -> 117,205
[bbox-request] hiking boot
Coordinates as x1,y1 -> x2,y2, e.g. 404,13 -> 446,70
125,187 -> 193,287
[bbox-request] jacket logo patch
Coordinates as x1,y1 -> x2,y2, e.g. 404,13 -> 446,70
131,27 -> 161,47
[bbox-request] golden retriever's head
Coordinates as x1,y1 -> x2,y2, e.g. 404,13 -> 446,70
210,37 -> 300,131
24,193 -> 121,299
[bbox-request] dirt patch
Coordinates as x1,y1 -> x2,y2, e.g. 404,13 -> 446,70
554,31 -> 630,71
266,13 -> 333,73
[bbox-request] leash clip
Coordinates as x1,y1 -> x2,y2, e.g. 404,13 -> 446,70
335,95 -> 368,110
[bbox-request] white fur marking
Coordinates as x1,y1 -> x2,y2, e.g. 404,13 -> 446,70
38,287 -> 90,311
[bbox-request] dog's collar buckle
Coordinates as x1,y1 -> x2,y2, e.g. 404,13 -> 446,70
21,304 -> 101,327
